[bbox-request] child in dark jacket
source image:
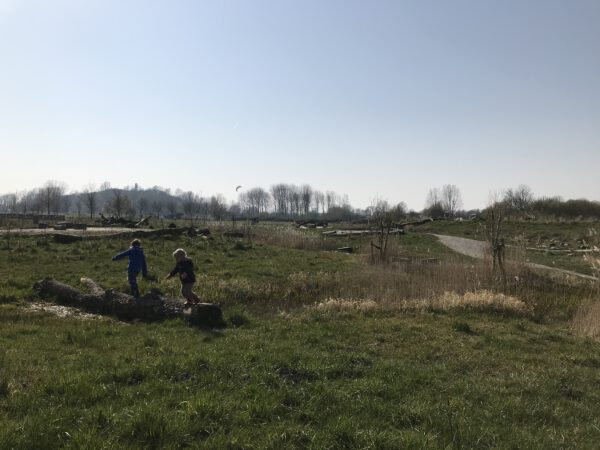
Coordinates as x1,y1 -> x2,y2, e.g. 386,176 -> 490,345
112,239 -> 148,297
166,248 -> 201,307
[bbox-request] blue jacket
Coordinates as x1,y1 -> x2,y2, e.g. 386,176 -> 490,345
112,246 -> 148,276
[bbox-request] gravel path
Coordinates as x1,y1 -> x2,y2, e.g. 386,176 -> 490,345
433,234 -> 598,282
433,234 -> 487,259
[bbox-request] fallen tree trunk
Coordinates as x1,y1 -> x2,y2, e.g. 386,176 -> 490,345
33,278 -> 225,328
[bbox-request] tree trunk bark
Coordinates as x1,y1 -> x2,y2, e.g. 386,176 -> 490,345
33,278 -> 225,328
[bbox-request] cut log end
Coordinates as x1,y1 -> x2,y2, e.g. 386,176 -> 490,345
80,277 -> 106,296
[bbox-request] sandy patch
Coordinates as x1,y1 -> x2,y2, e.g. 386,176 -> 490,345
27,302 -> 113,321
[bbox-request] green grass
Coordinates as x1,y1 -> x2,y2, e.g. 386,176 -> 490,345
0,231 -> 460,308
520,249 -> 596,276
2,306 -> 600,448
1,225 -> 600,448
0,233 -> 357,306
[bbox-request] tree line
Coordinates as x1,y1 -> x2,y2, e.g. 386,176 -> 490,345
0,181 -> 357,221
1,181 -> 599,221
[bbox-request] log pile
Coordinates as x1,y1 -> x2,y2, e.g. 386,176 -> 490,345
295,220 -> 329,228
96,214 -> 152,228
34,277 -> 225,328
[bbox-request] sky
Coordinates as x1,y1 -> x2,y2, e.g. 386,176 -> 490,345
0,0 -> 599,211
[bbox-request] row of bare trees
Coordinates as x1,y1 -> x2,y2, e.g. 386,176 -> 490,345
482,184 -> 600,219
3,180 -> 598,222
0,181 -> 68,216
423,184 -> 463,218
421,183 -> 600,220
0,180 -> 354,221
238,184 -> 349,218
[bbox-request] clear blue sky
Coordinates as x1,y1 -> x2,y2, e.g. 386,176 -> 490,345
1,0 -> 599,210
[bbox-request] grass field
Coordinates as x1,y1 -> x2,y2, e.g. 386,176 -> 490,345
2,222 -> 600,448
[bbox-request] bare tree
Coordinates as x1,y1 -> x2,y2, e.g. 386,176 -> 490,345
10,193 -> 18,213
504,184 -> 534,213
210,195 -> 227,221
40,181 -> 67,215
370,199 -> 406,261
240,187 -> 271,216
0,195 -> 7,213
17,190 -> 32,214
40,184 -> 52,215
82,185 -> 98,219
35,189 -> 46,214
166,200 -> 178,219
441,184 -> 462,217
0,193 -> 18,213
180,191 -> 199,225
61,194 -> 72,214
300,184 -> 313,217
238,191 -> 251,215
228,202 -> 241,219
290,188 -> 301,217
198,197 -> 210,222
314,190 -> 325,215
255,188 -> 271,214
106,190 -> 133,219
325,190 -> 337,213
485,195 -> 508,290
138,197 -> 149,218
270,184 -> 290,216
151,200 -> 163,218
74,195 -> 83,218
424,188 -> 442,215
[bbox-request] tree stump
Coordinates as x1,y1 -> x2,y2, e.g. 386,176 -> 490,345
33,278 -> 225,328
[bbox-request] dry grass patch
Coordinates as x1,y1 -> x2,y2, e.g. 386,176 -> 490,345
571,301 -> 600,338
572,233 -> 600,337
251,224 -> 340,250
416,290 -> 529,314
583,244 -> 600,278
313,290 -> 529,316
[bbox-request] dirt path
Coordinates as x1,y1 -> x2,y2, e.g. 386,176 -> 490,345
433,234 -> 598,282
434,234 -> 487,259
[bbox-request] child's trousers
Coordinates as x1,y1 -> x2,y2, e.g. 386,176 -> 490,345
128,271 -> 140,297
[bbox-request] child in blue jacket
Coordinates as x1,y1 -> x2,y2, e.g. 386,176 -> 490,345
112,239 -> 148,297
